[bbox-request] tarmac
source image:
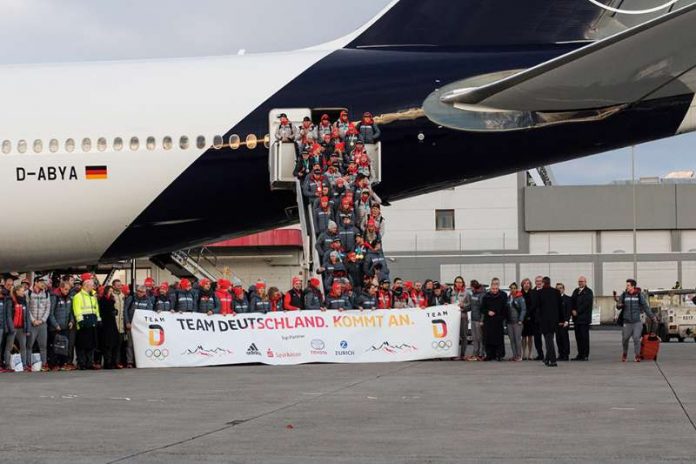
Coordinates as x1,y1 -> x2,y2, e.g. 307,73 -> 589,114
1,330 -> 695,464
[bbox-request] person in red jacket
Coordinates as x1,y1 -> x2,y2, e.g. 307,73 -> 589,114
216,279 -> 234,315
410,281 -> 427,309
283,276 -> 304,311
377,279 -> 393,309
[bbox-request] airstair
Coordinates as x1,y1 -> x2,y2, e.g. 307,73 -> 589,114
151,247 -> 242,284
269,108 -> 382,288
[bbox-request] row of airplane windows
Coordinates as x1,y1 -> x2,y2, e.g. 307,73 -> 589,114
0,134 -> 270,154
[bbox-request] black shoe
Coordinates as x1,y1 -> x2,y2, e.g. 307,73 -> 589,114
544,360 -> 549,366
534,355 -> 544,361
558,356 -> 569,361
571,356 -> 583,361
547,362 -> 558,367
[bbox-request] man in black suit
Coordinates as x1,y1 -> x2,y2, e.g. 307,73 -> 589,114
555,283 -> 572,361
537,277 -> 566,367
571,276 -> 594,361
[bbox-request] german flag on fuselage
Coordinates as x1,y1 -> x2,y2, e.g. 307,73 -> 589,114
85,165 -> 107,180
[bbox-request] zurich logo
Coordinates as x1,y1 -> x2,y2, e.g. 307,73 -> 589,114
340,340 -> 348,349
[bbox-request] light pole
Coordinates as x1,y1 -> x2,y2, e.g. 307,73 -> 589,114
631,146 -> 638,279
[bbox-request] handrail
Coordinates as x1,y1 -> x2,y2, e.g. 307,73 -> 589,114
305,196 -> 325,295
295,178 -> 312,285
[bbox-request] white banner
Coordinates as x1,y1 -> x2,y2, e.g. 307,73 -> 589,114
132,305 -> 461,368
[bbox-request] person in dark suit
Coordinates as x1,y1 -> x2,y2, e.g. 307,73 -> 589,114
555,283 -> 572,361
481,278 -> 508,361
537,277 -> 566,367
571,276 -> 594,361
530,276 -> 545,360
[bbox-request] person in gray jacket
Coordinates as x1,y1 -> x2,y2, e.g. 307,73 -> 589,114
615,279 -> 657,362
304,278 -> 324,310
27,278 -> 51,370
467,280 -> 486,360
48,282 -> 75,369
507,282 -> 527,362
450,276 -> 470,360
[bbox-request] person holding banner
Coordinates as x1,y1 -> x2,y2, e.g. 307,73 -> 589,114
326,282 -> 352,310
304,278 -> 324,310
154,282 -> 173,313
249,282 -> 271,313
171,279 -> 197,313
357,283 -> 378,310
232,287 -> 249,313
481,278 -> 507,362
283,277 -> 304,311
196,279 -> 220,315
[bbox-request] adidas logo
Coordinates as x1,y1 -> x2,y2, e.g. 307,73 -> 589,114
246,343 -> 261,356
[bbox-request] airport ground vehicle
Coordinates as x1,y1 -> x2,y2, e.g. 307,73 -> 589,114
648,289 -> 696,343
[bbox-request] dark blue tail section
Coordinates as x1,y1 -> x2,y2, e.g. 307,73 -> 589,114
346,0 -> 606,49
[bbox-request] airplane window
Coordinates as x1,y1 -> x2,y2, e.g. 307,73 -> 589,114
65,138 -> 75,153
17,140 -> 27,154
1,140 -> 11,154
180,135 -> 189,149
82,138 -> 92,152
113,137 -> 123,151
33,139 -> 43,153
130,137 -> 139,151
97,137 -> 107,152
196,135 -> 206,149
163,136 -> 172,150
146,136 -> 156,151
49,139 -> 59,153
229,134 -> 240,150
263,134 -> 270,149
213,135 -> 223,149
246,134 -> 257,149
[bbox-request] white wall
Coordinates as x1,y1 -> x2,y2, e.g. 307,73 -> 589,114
384,174 -> 519,252
529,232 -> 596,255
600,231 -> 672,254
440,263 -> 516,286
681,231 -> 696,252
603,261 -> 678,293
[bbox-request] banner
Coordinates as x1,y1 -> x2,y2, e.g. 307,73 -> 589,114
132,305 -> 461,368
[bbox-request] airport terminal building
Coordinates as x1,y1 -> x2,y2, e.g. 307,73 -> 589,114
385,170 -> 696,296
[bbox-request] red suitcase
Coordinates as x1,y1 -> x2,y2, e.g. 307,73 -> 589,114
640,334 -> 660,361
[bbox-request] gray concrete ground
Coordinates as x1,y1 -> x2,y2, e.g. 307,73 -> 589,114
1,330 -> 695,464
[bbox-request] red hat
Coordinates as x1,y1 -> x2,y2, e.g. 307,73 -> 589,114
179,278 -> 191,290
404,281 -> 414,290
160,281 -> 170,290
217,279 -> 230,290
144,277 -> 155,287
320,196 -> 329,204
310,277 -> 321,287
80,273 -> 92,282
347,251 -> 357,259
363,111 -> 373,118
321,114 -> 330,121
199,278 -> 211,287
256,281 -> 266,290
335,142 -> 345,152
367,218 -> 376,227
233,287 -> 244,298
292,276 -> 302,286
331,282 -> 342,294
341,197 -> 352,206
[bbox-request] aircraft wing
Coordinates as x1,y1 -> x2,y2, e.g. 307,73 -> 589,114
425,2 -> 696,132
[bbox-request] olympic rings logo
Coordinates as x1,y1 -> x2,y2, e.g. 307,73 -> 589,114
431,340 -> 453,350
145,348 -> 170,360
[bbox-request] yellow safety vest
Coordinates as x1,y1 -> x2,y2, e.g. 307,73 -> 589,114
72,289 -> 101,324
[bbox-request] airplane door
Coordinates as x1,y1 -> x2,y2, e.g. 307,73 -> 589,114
269,108 -> 311,190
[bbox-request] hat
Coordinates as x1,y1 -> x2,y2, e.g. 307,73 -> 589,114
303,116 -> 311,122
233,287 -> 244,297
331,282 -> 342,294
256,281 -> 266,290
433,281 -> 441,289
363,111 -> 373,118
404,281 -> 414,290
380,279 -> 390,285
321,114 -> 330,121
217,279 -> 230,290
347,251 -> 357,259
361,188 -> 370,195
199,278 -> 211,287
320,196 -> 329,204
367,218 -> 376,227
340,110 -> 348,116
292,276 -> 302,286
356,139 -> 365,145
277,112 -> 288,119
232,277 -> 243,287
180,278 -> 192,290
310,277 -> 321,287
332,236 -> 341,243
328,220 -> 337,230
80,273 -> 92,283
160,281 -> 170,290
144,277 -> 155,287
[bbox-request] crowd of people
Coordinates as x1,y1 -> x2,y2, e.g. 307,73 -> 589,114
0,268 -> 657,372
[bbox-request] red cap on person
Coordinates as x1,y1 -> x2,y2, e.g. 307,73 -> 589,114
367,218 -> 376,227
144,277 -> 155,287
80,273 -> 92,283
292,276 -> 302,286
217,279 -> 230,290
199,278 -> 211,287
180,278 -> 191,290
256,281 -> 266,290
233,287 -> 244,298
160,281 -> 170,290
310,277 -> 321,287
331,282 -> 342,295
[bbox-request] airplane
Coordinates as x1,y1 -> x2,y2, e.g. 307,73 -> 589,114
0,0 -> 695,271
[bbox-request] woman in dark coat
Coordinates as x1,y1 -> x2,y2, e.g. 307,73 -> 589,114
481,278 -> 508,361
520,278 -> 535,360
99,286 -> 121,369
